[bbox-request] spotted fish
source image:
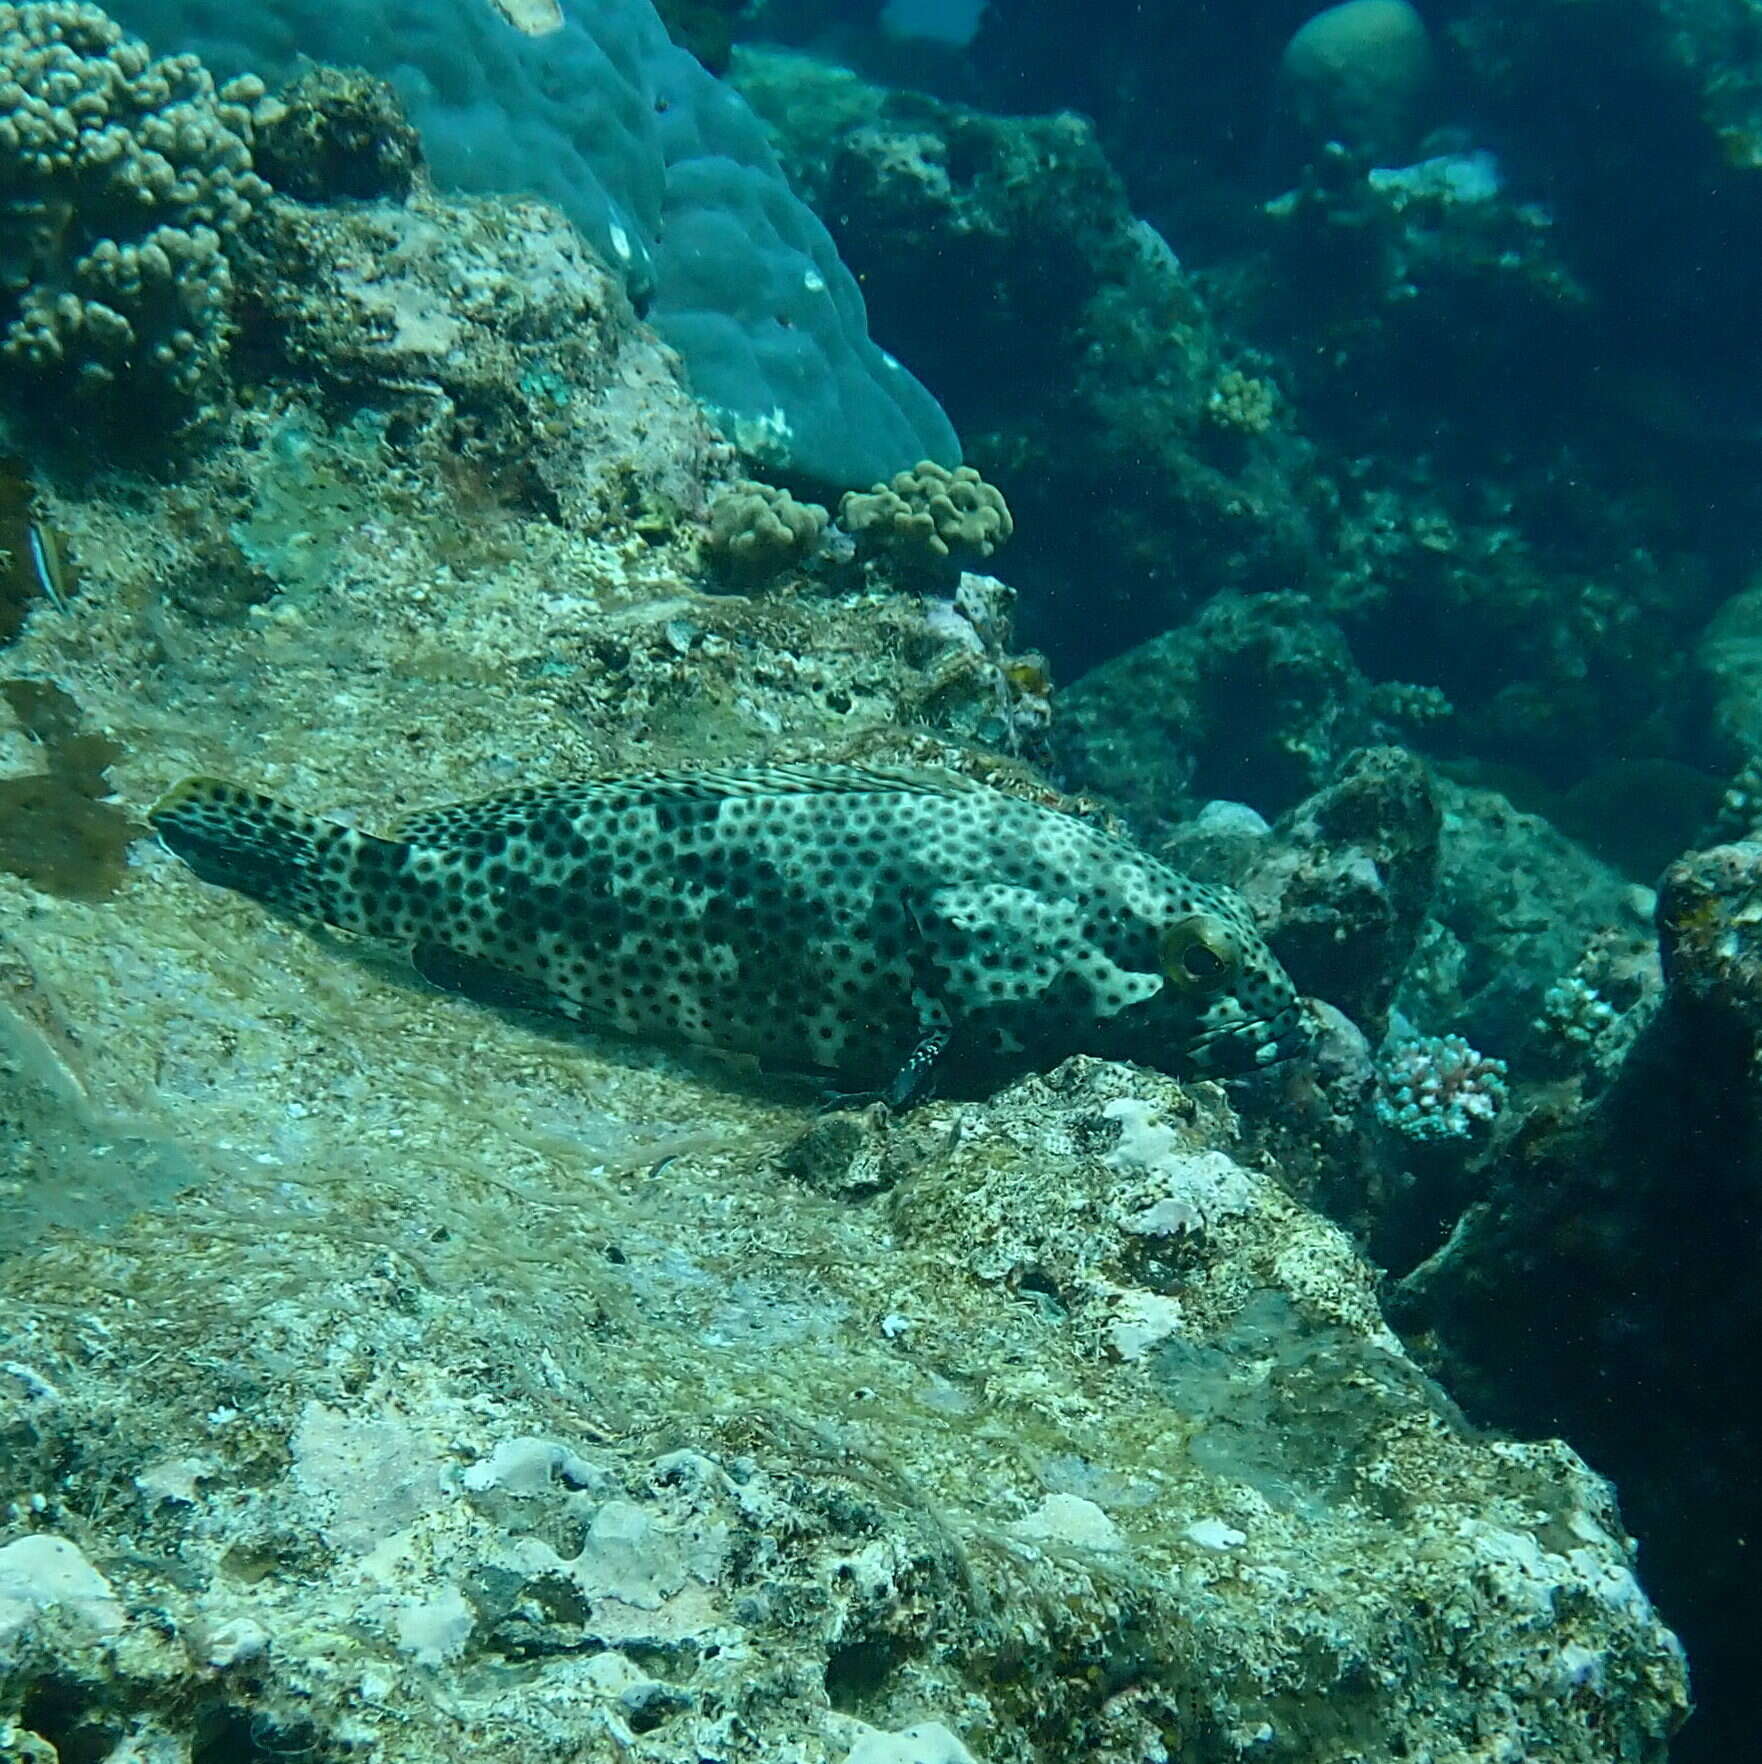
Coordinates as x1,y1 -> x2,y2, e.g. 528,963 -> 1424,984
148,764 -> 1309,1103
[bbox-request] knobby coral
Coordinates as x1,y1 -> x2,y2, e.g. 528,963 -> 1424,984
1204,367 -> 1277,436
703,479 -> 827,586
840,459 -> 1012,583
0,0 -> 267,404
1375,1031 -> 1508,1142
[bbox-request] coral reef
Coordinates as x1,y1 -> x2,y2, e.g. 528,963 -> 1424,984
703,478 -> 828,585
736,32 -> 1746,804
716,18 -> 1762,1761
736,41 -> 1712,795
104,0 -> 958,486
1438,0 -> 1762,398
0,120 -> 1692,1758
962,0 -> 1762,458
733,51 -> 1325,661
9,1 -> 1760,1754
1240,142 -> 1730,796
0,0 -> 268,407
1396,838 -> 1762,1764
0,1015 -> 1690,1764
839,459 -> 1012,585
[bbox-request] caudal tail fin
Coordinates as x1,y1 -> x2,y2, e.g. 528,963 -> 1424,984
148,777 -> 362,927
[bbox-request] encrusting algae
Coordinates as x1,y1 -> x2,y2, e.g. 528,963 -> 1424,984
0,679 -> 134,900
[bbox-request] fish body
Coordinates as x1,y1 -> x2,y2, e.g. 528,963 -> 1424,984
149,763 -> 1308,1100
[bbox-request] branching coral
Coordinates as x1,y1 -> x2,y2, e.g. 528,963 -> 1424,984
0,0 -> 268,405
1375,1031 -> 1507,1142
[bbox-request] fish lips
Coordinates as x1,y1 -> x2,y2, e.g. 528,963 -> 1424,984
1183,997 -> 1314,1076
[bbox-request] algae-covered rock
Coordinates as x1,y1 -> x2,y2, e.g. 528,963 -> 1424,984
1054,590 -> 1443,827
248,62 -> 421,202
1696,569 -> 1762,765
0,1030 -> 1689,1763
234,181 -> 722,541
1234,745 -> 1442,1041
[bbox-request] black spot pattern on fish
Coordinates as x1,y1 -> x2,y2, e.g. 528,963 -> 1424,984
149,764 -> 1310,1097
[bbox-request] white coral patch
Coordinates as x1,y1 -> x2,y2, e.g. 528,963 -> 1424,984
0,1535 -> 125,1649
1106,1098 -> 1257,1231
1008,1492 -> 1125,1552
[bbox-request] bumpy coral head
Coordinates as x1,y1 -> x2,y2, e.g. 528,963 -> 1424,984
1116,891 -> 1310,1078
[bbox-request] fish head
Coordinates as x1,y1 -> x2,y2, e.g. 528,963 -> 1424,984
1125,884 -> 1310,1076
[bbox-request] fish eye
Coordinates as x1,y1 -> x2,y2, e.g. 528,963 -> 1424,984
1159,915 -> 1239,993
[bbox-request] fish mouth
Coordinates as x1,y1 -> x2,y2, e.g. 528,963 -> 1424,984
1183,998 -> 1313,1075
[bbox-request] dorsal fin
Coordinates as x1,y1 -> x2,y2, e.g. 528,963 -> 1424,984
388,762 -> 974,845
